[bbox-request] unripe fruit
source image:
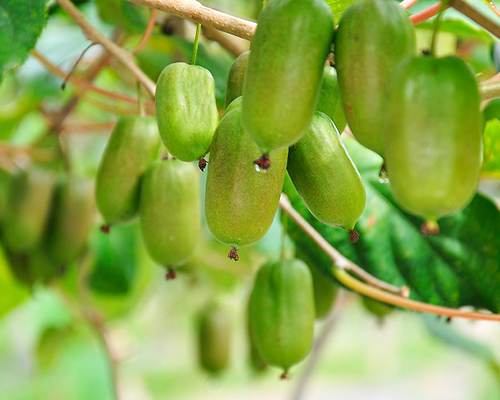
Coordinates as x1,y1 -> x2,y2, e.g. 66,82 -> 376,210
46,176 -> 95,266
226,51 -> 249,107
297,250 -> 338,320
287,113 -> 366,241
155,62 -> 219,162
242,0 -> 334,156
335,0 -> 415,156
317,66 -> 346,133
225,96 -> 242,114
205,108 -> 287,260
2,167 -> 56,252
95,116 -> 160,226
6,248 -> 61,286
198,304 -> 231,374
385,56 -> 482,233
139,159 -> 200,272
249,259 -> 315,376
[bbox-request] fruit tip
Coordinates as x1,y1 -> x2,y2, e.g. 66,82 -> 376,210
280,371 -> 290,380
253,154 -> 271,172
228,246 -> 239,261
349,229 -> 360,243
198,157 -> 208,172
165,268 -> 177,280
100,224 -> 110,234
420,220 -> 439,236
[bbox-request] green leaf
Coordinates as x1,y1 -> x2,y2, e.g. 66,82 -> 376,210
416,18 -> 495,41
324,0 -> 360,20
0,0 -> 49,81
482,119 -> 500,178
285,137 -> 500,312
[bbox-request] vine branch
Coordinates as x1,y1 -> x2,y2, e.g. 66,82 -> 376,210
56,0 -> 156,97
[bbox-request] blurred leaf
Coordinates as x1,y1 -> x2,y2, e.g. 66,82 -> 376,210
94,0 -> 149,33
285,137 -> 500,312
325,0 -> 360,20
0,245 -> 30,319
482,119 -> 500,178
36,324 -> 74,369
0,0 -> 49,82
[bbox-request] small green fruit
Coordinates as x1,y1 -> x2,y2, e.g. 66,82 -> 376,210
287,112 -> 366,240
139,159 -> 201,271
317,66 -> 346,133
205,108 -> 287,260
95,116 -> 160,226
198,304 -> 231,374
155,62 -> 219,162
249,258 -> 315,376
226,51 -> 250,107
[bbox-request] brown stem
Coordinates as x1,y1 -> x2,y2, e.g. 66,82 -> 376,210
400,0 -> 422,9
451,0 -> 500,39
410,2 -> 447,25
132,9 -> 159,54
201,25 -> 248,57
55,0 -> 156,96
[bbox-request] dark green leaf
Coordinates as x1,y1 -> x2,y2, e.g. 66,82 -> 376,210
0,0 -> 49,81
285,137 -> 500,312
416,18 -> 495,41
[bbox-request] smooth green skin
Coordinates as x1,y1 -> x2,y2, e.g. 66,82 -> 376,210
225,51 -> 249,107
362,297 -> 394,319
225,96 -> 242,114
95,116 -> 160,225
46,176 -> 95,266
242,0 -> 334,153
287,113 -> 366,231
156,63 -> 219,161
205,108 -> 287,248
317,66 -> 346,133
335,0 -> 415,156
385,56 -> 482,221
198,305 -> 231,374
297,251 -> 338,320
246,297 -> 267,372
249,259 -> 315,371
139,159 -> 201,267
2,167 -> 56,252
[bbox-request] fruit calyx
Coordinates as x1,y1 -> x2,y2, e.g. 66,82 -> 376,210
349,230 -> 360,243
165,268 -> 177,280
228,246 -> 239,261
100,224 -> 110,234
420,220 -> 440,236
254,154 -> 271,172
198,157 -> 208,172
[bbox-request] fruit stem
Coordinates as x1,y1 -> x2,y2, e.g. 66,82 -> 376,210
429,0 -> 448,56
190,23 -> 202,65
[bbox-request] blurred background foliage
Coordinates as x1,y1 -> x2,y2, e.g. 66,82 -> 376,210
1,0 -> 500,399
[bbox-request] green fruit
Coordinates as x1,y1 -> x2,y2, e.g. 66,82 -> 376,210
317,66 -> 346,133
205,108 -> 287,260
242,0 -> 334,154
249,259 -> 315,375
46,176 -> 95,266
198,304 -> 231,374
297,250 -> 338,320
287,112 -> 366,238
95,116 -> 160,225
483,99 -> 500,123
226,51 -> 250,107
385,56 -> 482,232
335,0 -> 415,156
155,62 -> 219,162
225,96 -> 242,115
139,159 -> 201,269
246,297 -> 267,372
362,297 -> 394,320
2,167 -> 56,252
6,248 -> 61,286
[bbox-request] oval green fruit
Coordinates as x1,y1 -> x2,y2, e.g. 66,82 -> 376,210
226,51 -> 249,107
95,116 -> 160,226
139,159 -> 201,271
483,98 -> 500,123
385,56 -> 482,233
46,175 -> 95,266
287,112 -> 366,240
317,66 -> 346,133
297,250 -> 338,320
205,108 -> 287,260
335,0 -> 415,156
249,258 -> 315,376
198,304 -> 231,374
155,62 -> 219,162
2,167 -> 56,252
225,96 -> 242,115
242,0 -> 334,154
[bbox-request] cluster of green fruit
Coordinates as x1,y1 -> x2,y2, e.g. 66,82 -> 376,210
0,167 -> 94,285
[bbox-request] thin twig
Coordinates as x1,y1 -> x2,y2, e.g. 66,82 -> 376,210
125,0 -> 256,40
56,0 -> 156,96
60,122 -> 116,134
410,2 -> 447,25
400,0 -> 422,9
279,195 -> 408,297
132,9 -> 159,54
61,42 -> 97,90
201,25 -> 248,57
481,0 -> 500,19
451,0 -> 500,39
280,194 -> 500,322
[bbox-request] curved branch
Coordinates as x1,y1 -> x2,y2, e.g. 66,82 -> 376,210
125,0 -> 256,40
56,0 -> 156,97
132,9 -> 159,54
